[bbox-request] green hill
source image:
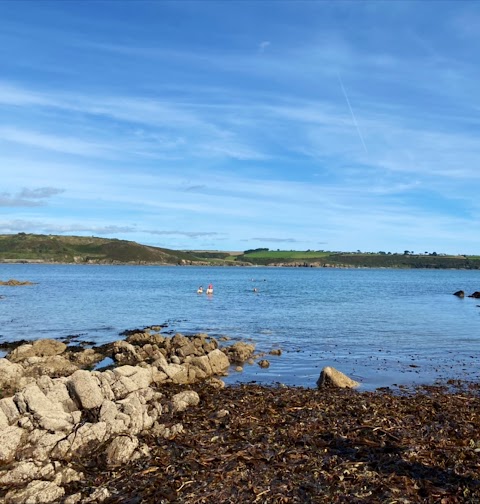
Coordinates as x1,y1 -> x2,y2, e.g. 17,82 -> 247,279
0,233 -> 200,265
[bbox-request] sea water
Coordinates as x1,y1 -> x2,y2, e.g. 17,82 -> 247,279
1,264 -> 479,390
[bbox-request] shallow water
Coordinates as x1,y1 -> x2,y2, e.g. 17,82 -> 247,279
1,264 -> 479,390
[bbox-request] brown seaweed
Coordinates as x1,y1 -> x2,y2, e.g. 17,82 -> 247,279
62,381 -> 480,503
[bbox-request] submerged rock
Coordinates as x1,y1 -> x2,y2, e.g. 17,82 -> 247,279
0,279 -> 35,286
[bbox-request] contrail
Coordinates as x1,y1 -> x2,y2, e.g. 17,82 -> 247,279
337,72 -> 368,154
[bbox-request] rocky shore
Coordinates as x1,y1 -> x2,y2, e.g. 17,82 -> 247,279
0,330 -> 479,503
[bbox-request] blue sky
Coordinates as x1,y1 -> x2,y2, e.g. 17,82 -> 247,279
1,1 -> 480,254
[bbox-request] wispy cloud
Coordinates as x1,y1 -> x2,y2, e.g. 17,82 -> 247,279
0,220 -> 138,235
250,237 -> 300,243
0,127 -> 113,158
258,41 -> 271,53
146,230 -> 225,238
0,187 -> 64,207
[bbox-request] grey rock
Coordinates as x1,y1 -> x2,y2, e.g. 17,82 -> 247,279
269,348 -> 282,356
22,430 -> 66,463
317,366 -> 360,389
5,480 -> 64,504
207,349 -> 230,375
152,422 -> 184,439
15,384 -> 74,432
0,358 -> 25,394
0,405 -> 9,428
171,390 -> 200,413
53,466 -> 84,485
0,461 -> 55,486
189,355 -> 213,376
170,355 -> 181,364
224,342 -> 256,363
68,370 -> 104,409
68,348 -> 105,368
84,487 -> 111,503
36,376 -> 78,413
105,435 -> 139,467
23,355 -> 78,379
64,494 -> 82,504
0,425 -> 25,463
53,421 -> 108,460
8,339 -> 66,362
112,340 -> 140,365
113,365 -> 153,389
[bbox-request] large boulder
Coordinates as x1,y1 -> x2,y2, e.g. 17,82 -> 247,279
317,366 -> 360,389
207,349 -> 230,375
67,370 -> 104,409
14,384 -> 74,432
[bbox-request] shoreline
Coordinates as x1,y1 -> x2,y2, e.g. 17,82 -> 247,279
1,259 -> 479,270
0,332 -> 479,503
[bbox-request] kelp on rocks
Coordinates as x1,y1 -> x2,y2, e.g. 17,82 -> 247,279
64,381 -> 480,504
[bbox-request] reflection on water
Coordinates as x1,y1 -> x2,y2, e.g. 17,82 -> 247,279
1,264 -> 479,389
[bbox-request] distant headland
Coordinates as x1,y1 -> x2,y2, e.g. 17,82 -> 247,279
1,233 -> 479,269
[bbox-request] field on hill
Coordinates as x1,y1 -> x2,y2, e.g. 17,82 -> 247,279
235,249 -> 480,269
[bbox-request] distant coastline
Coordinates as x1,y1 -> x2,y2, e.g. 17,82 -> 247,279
1,233 -> 479,269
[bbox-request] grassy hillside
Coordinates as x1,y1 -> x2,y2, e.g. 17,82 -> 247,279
235,249 -> 480,269
0,233 -> 200,265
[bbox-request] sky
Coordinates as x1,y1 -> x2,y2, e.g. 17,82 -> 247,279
1,0 -> 480,254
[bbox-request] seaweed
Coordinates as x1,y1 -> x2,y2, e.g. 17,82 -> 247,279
65,382 -> 480,503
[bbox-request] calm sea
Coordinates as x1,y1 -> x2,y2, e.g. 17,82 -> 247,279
1,264 -> 479,390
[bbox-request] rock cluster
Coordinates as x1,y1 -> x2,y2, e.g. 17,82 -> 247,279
0,331 -> 258,503
453,290 -> 480,298
0,330 -> 250,397
0,279 -> 35,286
